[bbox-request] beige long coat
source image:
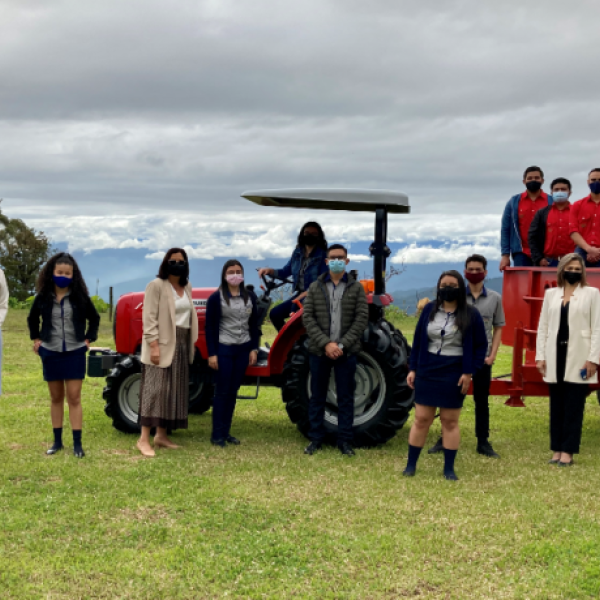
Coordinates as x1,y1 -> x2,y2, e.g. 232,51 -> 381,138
140,278 -> 199,368
536,285 -> 600,384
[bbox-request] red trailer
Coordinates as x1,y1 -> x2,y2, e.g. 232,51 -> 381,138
491,266 -> 600,406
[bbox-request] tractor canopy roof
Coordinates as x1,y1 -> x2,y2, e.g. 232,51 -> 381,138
241,188 -> 410,214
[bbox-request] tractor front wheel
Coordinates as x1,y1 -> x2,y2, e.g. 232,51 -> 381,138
281,319 -> 414,447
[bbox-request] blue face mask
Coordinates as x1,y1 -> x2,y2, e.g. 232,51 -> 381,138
328,259 -> 346,274
553,191 -> 569,202
53,275 -> 72,289
590,181 -> 600,195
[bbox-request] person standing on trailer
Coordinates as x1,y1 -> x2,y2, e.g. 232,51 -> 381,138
429,255 -> 505,458
528,178 -> 575,267
206,260 -> 260,447
258,222 -> 328,331
500,166 -> 553,270
27,253 -> 100,458
403,271 -> 487,480
302,244 -> 368,457
136,248 -> 199,457
0,267 -> 8,396
536,253 -> 600,466
569,168 -> 600,267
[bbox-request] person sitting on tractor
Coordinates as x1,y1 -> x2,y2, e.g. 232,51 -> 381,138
258,222 -> 328,331
500,166 -> 553,270
528,178 -> 575,267
302,244 -> 368,457
569,168 -> 600,267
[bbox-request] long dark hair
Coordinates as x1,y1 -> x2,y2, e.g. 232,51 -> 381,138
297,221 -> 328,251
220,259 -> 249,306
428,270 -> 474,334
36,252 -> 90,303
157,247 -> 189,286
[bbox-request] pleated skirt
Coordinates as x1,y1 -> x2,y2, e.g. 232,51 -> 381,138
138,327 -> 189,429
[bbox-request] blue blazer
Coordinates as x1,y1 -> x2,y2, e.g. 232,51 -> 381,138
275,246 -> 328,291
409,302 -> 488,375
205,288 -> 260,357
500,192 -> 553,255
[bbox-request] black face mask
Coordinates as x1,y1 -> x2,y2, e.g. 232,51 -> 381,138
438,286 -> 460,303
301,234 -> 319,247
168,263 -> 186,277
563,271 -> 582,285
525,180 -> 542,193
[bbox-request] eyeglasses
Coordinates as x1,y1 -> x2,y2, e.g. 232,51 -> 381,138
168,260 -> 187,266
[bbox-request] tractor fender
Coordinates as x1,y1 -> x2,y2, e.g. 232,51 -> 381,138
267,308 -> 306,376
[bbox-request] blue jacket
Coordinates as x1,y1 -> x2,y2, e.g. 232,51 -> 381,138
409,301 -> 488,376
275,246 -> 328,292
205,289 -> 260,357
501,192 -> 553,255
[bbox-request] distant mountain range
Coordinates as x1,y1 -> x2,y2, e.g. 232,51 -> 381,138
389,276 -> 503,315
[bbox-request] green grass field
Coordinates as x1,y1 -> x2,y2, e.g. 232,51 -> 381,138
2,309 -> 600,599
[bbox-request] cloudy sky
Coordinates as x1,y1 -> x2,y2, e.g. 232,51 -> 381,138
2,0 -> 599,290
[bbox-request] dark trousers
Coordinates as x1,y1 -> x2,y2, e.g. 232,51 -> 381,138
549,382 -> 587,454
270,295 -> 303,331
211,341 -> 251,441
512,252 -> 534,267
575,247 -> 600,268
472,363 -> 492,442
308,353 -> 357,444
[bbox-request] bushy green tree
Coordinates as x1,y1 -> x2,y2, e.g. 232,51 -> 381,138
0,200 -> 54,301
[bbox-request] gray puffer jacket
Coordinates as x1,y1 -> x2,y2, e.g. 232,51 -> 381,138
303,272 -> 369,356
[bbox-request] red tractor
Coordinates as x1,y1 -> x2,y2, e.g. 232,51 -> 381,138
88,189 -> 415,446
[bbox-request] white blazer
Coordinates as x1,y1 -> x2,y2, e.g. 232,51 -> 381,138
536,284 -> 600,384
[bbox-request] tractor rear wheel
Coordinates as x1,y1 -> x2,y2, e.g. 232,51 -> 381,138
281,319 -> 414,447
103,352 -> 213,434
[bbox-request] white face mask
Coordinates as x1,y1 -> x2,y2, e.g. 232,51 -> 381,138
553,191 -> 569,202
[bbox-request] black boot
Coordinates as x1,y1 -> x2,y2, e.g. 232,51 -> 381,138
477,440 -> 500,458
73,430 -> 85,458
46,428 -> 63,455
304,441 -> 322,455
428,437 -> 444,454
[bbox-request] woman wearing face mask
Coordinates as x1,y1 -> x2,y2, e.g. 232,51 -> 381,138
27,253 -> 100,458
206,260 -> 260,446
403,270 -> 487,480
136,248 -> 199,458
258,222 -> 328,331
536,254 -> 600,467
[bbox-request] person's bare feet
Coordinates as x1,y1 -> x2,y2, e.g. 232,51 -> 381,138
154,436 -> 180,449
137,439 -> 155,457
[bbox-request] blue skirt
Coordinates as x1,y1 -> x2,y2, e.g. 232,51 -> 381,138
414,352 -> 465,409
39,345 -> 87,382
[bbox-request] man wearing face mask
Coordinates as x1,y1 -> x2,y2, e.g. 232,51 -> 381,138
570,168 -> 600,267
428,255 -> 505,459
302,244 -> 368,457
528,178 -> 575,267
500,166 -> 553,270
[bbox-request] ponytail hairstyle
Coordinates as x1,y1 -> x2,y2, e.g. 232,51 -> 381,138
428,269 -> 474,334
36,252 -> 90,304
220,259 -> 249,306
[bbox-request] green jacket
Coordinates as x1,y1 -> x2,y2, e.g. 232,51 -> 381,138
303,272 -> 369,356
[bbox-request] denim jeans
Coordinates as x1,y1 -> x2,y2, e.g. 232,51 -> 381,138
211,341 -> 252,441
270,295 -> 304,331
308,353 -> 357,444
512,252 -> 534,267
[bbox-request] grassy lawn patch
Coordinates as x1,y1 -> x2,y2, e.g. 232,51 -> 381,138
1,309 -> 600,599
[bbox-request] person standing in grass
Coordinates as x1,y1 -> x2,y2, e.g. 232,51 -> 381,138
536,253 -> 600,467
137,248 -> 199,458
404,270 -> 487,480
428,255 -> 505,458
0,267 -> 8,395
206,259 -> 260,447
302,244 -> 368,457
258,222 -> 328,331
27,253 -> 100,458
